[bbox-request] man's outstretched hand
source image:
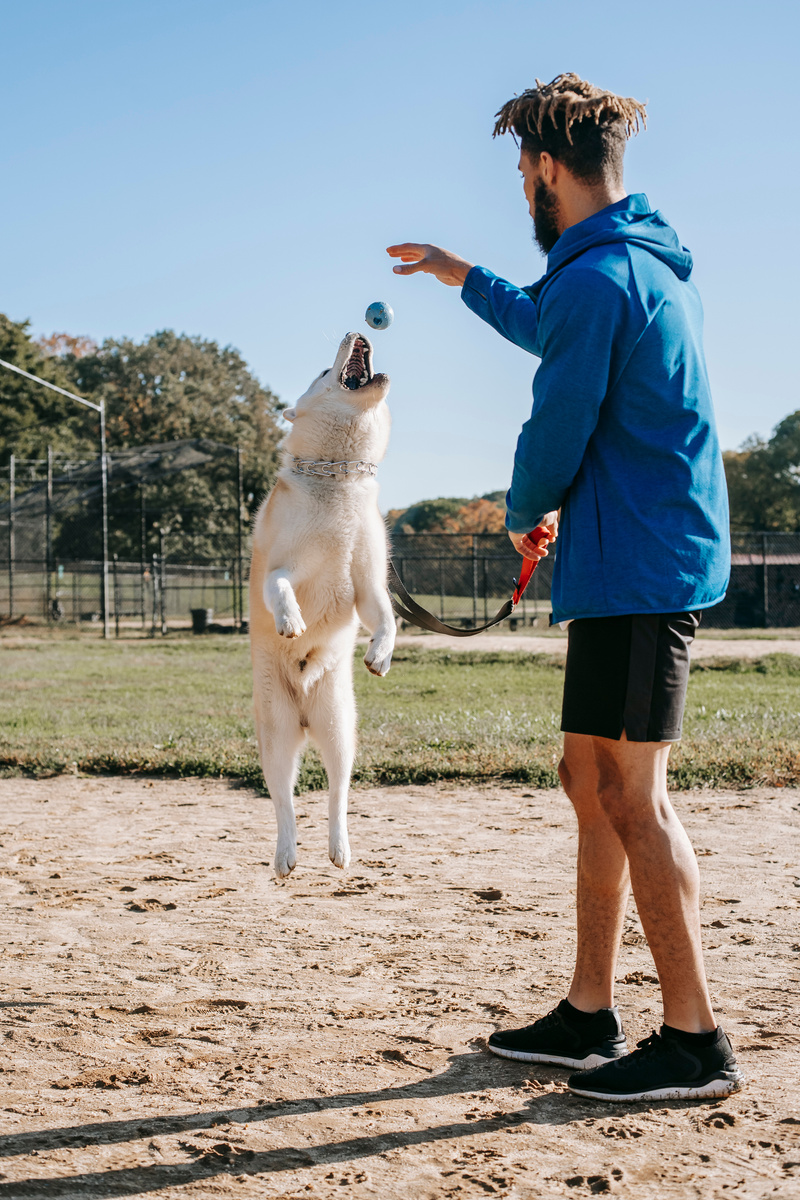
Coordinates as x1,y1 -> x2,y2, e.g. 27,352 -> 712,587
508,512 -> 559,562
386,243 -> 474,287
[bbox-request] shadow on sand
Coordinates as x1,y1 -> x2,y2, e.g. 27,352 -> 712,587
0,1051 -> 600,1197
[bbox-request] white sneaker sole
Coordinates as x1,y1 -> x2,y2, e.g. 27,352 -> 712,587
568,1070 -> 745,1102
488,1045 -> 628,1070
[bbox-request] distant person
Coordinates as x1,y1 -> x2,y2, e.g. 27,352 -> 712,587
388,73 -> 741,1102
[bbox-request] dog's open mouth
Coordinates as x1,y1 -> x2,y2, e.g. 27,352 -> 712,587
341,336 -> 373,390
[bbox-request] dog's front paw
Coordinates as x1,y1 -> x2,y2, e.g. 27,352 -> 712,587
329,836 -> 351,871
364,639 -> 393,677
274,838 -> 297,878
275,609 -> 306,639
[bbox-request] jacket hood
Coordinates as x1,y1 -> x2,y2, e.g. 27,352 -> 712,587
527,194 -> 693,299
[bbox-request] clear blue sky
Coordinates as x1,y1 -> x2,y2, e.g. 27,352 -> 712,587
2,0 -> 798,511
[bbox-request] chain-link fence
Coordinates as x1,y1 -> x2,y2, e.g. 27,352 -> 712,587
2,451 -> 800,631
0,442 -> 247,634
707,532 -> 800,628
390,532 -> 554,629
389,531 -> 800,630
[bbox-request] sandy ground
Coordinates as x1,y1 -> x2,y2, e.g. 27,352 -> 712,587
1,775 -> 798,1200
389,633 -> 800,658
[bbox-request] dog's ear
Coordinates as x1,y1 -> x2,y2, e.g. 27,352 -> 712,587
282,407 -> 297,423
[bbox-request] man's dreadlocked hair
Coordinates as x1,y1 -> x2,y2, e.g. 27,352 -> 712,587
493,73 -> 647,186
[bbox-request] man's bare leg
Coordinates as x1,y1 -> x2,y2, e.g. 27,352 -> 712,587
591,733 -> 715,1033
559,732 -> 630,1013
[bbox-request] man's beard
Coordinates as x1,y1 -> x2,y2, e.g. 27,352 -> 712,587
532,179 -> 562,255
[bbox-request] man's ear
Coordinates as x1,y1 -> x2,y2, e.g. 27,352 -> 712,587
539,151 -> 557,187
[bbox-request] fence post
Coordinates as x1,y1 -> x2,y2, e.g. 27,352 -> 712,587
471,536 -> 478,625
439,556 -> 445,620
99,400 -> 111,640
139,484 -> 147,629
762,532 -> 770,628
46,446 -> 53,621
113,553 -> 120,638
8,455 -> 14,619
236,446 -> 244,631
482,556 -> 489,623
151,553 -> 159,637
159,528 -> 167,636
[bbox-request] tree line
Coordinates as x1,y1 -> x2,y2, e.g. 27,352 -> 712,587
0,314 -> 282,562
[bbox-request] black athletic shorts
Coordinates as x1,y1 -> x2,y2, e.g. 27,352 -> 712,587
561,612 -> 700,743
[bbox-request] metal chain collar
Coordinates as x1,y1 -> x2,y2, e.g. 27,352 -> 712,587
291,457 -> 378,479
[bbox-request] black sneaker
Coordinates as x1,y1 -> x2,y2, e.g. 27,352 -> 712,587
488,1000 -> 628,1069
568,1026 -> 745,1101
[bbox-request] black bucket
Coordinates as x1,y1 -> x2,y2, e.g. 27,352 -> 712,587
191,607 -> 214,634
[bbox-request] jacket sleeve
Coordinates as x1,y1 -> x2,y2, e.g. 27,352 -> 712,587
505,269 -> 637,533
461,265 -> 541,355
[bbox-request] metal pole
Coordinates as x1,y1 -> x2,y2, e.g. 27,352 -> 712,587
99,400 -> 110,639
471,536 -> 478,625
236,446 -> 244,631
139,484 -> 146,629
159,527 -> 167,636
113,553 -> 120,638
482,557 -> 489,623
46,446 -> 53,621
8,455 -> 15,618
762,532 -> 770,628
439,556 -> 445,621
151,552 -> 159,637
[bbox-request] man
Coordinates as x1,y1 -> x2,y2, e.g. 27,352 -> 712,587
387,73 -> 742,1102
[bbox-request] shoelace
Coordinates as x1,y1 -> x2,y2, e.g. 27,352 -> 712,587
525,1007 -> 565,1034
617,1031 -> 663,1069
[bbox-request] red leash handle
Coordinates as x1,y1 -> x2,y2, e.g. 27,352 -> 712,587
512,525 -> 551,606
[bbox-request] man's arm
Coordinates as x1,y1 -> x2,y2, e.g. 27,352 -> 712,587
387,244 -> 540,354
505,268 -> 637,533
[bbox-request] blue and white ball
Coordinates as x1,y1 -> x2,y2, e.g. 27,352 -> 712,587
365,301 -> 394,330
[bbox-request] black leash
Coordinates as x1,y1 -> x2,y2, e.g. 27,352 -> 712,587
388,560 -> 516,637
387,524 -> 550,638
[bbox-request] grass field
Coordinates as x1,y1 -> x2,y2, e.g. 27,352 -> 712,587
2,634 -> 800,789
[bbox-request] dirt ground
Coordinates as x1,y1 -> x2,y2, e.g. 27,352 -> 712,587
0,776 -> 798,1200
389,633 -> 800,658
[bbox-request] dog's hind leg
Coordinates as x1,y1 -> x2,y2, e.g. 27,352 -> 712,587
307,665 -> 356,871
254,696 -> 306,878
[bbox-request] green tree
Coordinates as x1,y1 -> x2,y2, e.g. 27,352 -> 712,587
2,321 -> 284,562
60,330 -> 283,560
392,497 -> 469,533
0,315 -> 95,464
724,412 -> 800,531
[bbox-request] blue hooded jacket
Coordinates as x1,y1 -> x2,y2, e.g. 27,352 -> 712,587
461,193 -> 730,624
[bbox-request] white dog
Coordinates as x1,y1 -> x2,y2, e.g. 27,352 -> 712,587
249,332 -> 395,878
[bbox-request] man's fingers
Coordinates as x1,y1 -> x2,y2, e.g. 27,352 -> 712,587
392,261 -> 424,275
520,535 -> 549,559
386,243 -> 425,258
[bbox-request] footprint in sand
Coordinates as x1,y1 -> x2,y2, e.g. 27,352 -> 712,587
601,1123 -> 644,1139
702,1111 -> 737,1128
565,1169 -> 624,1193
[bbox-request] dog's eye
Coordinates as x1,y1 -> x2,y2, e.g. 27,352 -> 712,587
313,368 -> 331,383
